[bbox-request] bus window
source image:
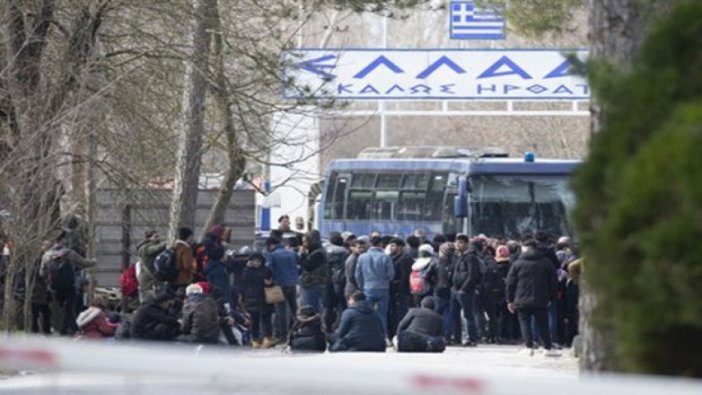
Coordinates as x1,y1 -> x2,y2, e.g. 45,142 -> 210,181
470,176 -> 572,238
333,176 -> 348,219
351,173 -> 376,189
348,190 -> 373,220
424,173 -> 447,221
323,173 -> 337,219
377,174 -> 402,189
398,191 -> 425,220
373,190 -> 399,220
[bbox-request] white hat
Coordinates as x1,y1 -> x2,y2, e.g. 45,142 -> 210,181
185,283 -> 203,296
75,306 -> 101,328
419,244 -> 434,255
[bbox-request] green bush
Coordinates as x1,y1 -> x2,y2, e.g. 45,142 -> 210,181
573,0 -> 702,376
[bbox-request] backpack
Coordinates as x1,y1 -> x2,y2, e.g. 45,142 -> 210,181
47,252 -> 74,293
409,262 -> 432,295
153,248 -> 178,282
119,263 -> 139,297
482,263 -> 506,300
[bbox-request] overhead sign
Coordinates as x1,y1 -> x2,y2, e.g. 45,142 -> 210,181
450,1 -> 506,40
283,49 -> 589,101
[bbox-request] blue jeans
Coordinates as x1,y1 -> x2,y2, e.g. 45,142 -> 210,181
298,285 -> 326,313
364,288 -> 390,336
434,293 -> 453,340
457,290 -> 479,343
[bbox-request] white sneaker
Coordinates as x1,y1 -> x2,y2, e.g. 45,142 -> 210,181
544,349 -> 561,357
518,347 -> 535,356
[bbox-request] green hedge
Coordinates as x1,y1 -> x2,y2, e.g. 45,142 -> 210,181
573,0 -> 702,376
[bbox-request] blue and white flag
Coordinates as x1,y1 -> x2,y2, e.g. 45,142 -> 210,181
450,1 -> 506,40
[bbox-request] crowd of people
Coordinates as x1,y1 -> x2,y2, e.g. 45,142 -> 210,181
4,214 -> 582,355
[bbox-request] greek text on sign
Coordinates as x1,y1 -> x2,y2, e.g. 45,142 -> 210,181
283,49 -> 589,100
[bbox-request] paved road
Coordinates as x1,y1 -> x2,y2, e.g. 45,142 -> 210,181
1,339 -> 700,395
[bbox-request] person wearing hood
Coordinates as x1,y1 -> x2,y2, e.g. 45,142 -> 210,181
298,231 -> 328,314
75,297 -> 118,340
136,230 -> 167,303
41,230 -> 96,335
205,245 -> 232,301
395,296 -> 445,353
178,283 -> 221,344
506,238 -> 558,354
330,292 -> 385,352
242,253 -> 275,349
131,291 -> 180,341
410,244 -> 438,307
288,305 -> 327,352
324,232 -> 349,331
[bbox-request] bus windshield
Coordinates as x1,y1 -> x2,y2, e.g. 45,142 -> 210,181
469,175 -> 575,239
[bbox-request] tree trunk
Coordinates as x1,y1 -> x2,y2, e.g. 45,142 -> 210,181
581,0 -> 674,371
168,0 -> 217,239
199,0 -> 246,240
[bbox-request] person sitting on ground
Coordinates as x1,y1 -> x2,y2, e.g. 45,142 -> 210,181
131,291 -> 180,341
75,296 -> 118,340
178,283 -> 222,344
329,292 -> 386,352
288,305 -> 327,353
395,296 -> 445,353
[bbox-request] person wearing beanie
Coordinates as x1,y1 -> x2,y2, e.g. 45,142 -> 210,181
410,244 -> 438,306
288,305 -> 327,352
478,245 -> 513,344
179,283 -> 220,344
242,253 -> 275,349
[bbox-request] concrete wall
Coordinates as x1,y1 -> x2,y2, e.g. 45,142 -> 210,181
94,189 -> 255,288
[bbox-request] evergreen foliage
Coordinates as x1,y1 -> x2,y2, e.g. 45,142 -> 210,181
573,0 -> 702,376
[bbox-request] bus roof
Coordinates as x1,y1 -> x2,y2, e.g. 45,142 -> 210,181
327,158 -> 580,175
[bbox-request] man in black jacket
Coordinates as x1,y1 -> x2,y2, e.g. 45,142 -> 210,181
131,292 -> 180,341
396,297 -> 445,353
506,238 -> 558,354
451,235 -> 482,347
388,238 -> 413,343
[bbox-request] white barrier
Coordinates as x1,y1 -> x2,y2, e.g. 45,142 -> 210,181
0,336 -> 700,395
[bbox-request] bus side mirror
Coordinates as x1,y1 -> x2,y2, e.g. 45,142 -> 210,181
454,196 -> 467,218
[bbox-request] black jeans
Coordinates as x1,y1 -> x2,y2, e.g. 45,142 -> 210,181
251,309 -> 273,340
31,303 -> 51,334
324,282 -> 347,332
274,285 -> 298,339
517,306 -> 551,350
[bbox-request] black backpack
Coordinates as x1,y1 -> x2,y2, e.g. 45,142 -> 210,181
482,263 -> 506,300
153,248 -> 178,282
47,252 -> 75,293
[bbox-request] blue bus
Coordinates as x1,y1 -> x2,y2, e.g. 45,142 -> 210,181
318,147 -> 579,239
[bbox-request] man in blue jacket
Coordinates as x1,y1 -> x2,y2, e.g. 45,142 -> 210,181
330,292 -> 385,352
265,237 -> 299,342
355,236 -> 394,337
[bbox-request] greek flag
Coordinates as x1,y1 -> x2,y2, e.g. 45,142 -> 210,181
450,1 -> 506,40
